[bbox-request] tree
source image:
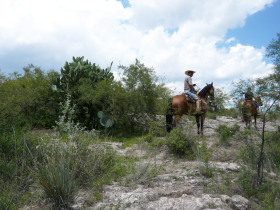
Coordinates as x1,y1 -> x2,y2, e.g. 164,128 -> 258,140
57,56 -> 114,129
266,33 -> 280,72
58,56 -> 114,93
118,59 -> 171,129
255,33 -> 280,102
231,79 -> 255,107
0,65 -> 60,130
208,87 -> 229,112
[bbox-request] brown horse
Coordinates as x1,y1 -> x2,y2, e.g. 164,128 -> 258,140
166,83 -> 214,135
240,96 -> 263,129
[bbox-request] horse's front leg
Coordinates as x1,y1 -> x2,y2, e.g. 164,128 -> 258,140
196,116 -> 200,134
200,114 -> 206,135
254,115 -> 257,129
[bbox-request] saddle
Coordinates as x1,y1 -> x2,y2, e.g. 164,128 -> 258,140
182,92 -> 196,103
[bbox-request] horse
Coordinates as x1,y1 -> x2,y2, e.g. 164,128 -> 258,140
166,83 -> 214,135
240,96 -> 263,129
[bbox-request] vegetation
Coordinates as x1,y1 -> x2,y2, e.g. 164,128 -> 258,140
0,33 -> 279,209
166,127 -> 198,158
216,124 -> 240,146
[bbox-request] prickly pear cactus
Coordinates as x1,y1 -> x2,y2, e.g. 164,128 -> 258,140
97,111 -> 114,128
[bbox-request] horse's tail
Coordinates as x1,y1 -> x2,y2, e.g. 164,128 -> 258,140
166,98 -> 174,133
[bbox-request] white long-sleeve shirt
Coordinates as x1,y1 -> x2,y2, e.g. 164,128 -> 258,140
184,76 -> 193,90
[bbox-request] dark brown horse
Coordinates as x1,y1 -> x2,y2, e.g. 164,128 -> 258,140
166,83 -> 214,135
240,96 -> 263,129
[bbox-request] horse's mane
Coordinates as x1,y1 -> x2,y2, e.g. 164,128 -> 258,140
198,84 -> 213,97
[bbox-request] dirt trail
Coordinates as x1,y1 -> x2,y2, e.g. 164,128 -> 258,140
72,116 -> 280,210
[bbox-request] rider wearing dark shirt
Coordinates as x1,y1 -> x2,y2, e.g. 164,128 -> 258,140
244,87 -> 261,115
245,89 -> 254,101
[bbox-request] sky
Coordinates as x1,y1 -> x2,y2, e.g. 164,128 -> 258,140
0,0 -> 279,94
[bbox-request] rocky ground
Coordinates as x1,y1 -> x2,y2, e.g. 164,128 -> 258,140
71,116 -> 279,210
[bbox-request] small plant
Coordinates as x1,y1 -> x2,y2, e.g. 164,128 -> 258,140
216,124 -> 240,146
237,167 -> 258,196
196,139 -> 215,178
54,94 -> 85,135
124,160 -> 160,187
37,148 -> 77,209
166,127 -> 197,158
148,120 -> 166,137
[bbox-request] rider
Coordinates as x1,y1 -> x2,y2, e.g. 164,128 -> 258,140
184,70 -> 202,114
244,87 -> 261,115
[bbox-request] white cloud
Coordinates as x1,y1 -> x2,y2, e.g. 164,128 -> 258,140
0,0 -> 276,95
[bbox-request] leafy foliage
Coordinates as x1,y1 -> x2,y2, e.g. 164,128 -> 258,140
208,87 -> 229,113
58,56 -> 114,129
166,128 -> 197,158
0,65 -> 60,129
216,124 -> 240,146
59,56 -> 113,92
54,94 -> 85,135
266,33 -> 280,72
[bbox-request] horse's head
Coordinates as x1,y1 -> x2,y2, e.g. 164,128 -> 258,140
198,82 -> 214,98
208,82 -> 215,97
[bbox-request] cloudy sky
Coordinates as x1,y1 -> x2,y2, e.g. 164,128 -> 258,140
0,0 -> 279,94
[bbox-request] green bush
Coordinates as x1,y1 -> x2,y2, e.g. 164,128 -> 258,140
37,151 -> 77,209
75,143 -> 117,186
54,94 -> 85,136
57,56 -> 115,129
166,128 -> 197,158
237,167 -> 258,196
124,160 -> 161,187
34,135 -> 120,208
148,119 -> 166,137
265,131 -> 280,170
216,124 -> 240,146
0,66 -> 60,129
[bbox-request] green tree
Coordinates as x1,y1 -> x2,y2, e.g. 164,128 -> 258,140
57,56 -> 114,128
231,79 -> 255,107
209,88 -> 229,112
79,59 -> 171,132
117,59 -> 171,130
266,33 -> 280,72
255,33 -> 280,103
0,65 -> 60,130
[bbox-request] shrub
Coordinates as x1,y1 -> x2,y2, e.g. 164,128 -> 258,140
148,119 -> 166,137
237,167 -> 258,196
37,145 -> 77,209
196,139 -> 214,178
124,160 -> 161,187
54,94 -> 85,136
216,124 -> 240,146
75,143 -> 117,186
35,135 -> 119,207
265,131 -> 280,170
0,66 -> 60,129
166,128 -> 197,158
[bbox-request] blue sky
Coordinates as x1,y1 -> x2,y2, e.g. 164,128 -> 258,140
226,0 -> 280,49
0,0 -> 279,94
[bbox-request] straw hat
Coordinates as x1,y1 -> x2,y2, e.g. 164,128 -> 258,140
185,70 -> 196,75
